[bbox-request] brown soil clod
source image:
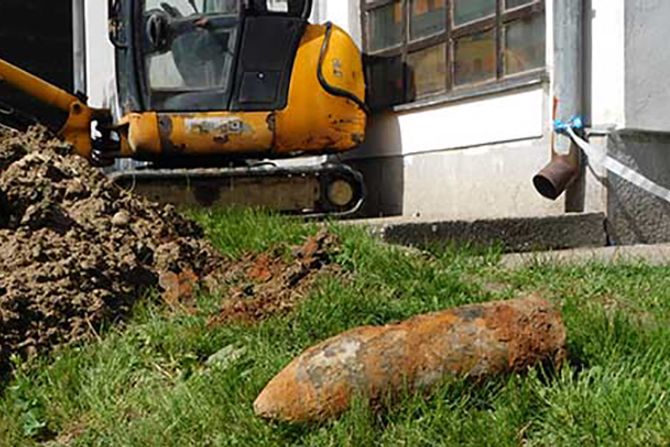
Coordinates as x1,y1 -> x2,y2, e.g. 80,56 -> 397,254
0,127 -> 227,372
209,228 -> 340,325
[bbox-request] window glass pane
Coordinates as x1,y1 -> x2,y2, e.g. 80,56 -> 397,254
407,44 -> 447,98
504,14 -> 545,74
145,0 -> 197,15
366,54 -> 405,109
203,0 -> 238,13
410,0 -> 446,41
453,0 -> 495,25
146,0 -> 238,15
454,29 -> 496,85
143,1 -> 238,91
505,0 -> 533,9
367,1 -> 404,52
147,28 -> 236,90
246,0 -> 305,15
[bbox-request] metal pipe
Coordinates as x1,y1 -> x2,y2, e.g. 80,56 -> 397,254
553,0 -> 584,157
533,151 -> 580,200
533,0 -> 584,202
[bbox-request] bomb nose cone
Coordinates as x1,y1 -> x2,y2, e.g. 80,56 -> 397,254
253,373 -> 299,421
254,332 -> 376,421
253,387 -> 279,420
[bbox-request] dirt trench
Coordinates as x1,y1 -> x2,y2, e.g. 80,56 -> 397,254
209,228 -> 340,325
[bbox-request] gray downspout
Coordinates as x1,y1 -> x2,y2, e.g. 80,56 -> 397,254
553,0 -> 584,156
72,0 -> 87,97
533,0 -> 585,207
561,0 -> 587,211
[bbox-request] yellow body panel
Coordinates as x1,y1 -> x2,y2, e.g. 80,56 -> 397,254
122,23 -> 366,159
166,113 -> 274,155
274,23 -> 367,154
120,111 -> 274,157
120,113 -> 161,156
59,102 -> 96,159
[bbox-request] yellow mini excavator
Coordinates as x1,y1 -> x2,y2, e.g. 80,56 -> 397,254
0,0 -> 368,215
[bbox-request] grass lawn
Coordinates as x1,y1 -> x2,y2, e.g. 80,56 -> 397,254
1,209 -> 669,446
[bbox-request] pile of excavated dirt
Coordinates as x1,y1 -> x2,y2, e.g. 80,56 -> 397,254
0,127 -> 226,371
209,229 -> 340,325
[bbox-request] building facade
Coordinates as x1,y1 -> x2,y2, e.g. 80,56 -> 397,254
3,1 -> 669,244
344,0 -> 556,220
313,0 -> 670,245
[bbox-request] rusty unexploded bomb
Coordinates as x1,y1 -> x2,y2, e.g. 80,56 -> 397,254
254,296 -> 567,423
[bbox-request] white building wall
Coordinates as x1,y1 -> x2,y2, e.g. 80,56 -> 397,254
624,0 -> 670,133
580,0 -> 670,133
577,0 -> 626,216
358,87 -> 544,158
314,0 -> 361,46
84,1 -> 115,109
401,138 -> 556,220
601,1 -> 670,244
322,0 -> 564,219
589,0 -> 626,129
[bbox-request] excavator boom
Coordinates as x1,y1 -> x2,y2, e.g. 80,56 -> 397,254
0,58 -> 103,159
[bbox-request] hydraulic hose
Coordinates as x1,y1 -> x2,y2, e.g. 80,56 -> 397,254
317,22 -> 370,115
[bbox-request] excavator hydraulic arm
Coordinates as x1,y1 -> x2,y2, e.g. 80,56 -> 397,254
0,58 -> 104,159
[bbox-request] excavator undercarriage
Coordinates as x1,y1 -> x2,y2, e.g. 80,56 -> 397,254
110,162 -> 364,216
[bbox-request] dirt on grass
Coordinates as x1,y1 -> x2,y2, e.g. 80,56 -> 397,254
0,127 -> 227,372
209,228 -> 340,325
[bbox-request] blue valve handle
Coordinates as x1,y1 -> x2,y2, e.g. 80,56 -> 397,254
553,116 -> 584,134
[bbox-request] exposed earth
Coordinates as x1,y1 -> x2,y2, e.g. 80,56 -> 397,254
0,127 -> 339,373
0,127 -> 229,372
209,228 -> 339,325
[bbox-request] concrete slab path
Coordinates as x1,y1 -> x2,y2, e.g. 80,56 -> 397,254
500,243 -> 670,268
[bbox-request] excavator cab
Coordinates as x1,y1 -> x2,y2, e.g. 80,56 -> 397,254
106,0 -> 367,165
110,0 -> 314,115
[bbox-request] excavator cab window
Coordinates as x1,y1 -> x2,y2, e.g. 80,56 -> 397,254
142,0 -> 241,111
112,0 -> 311,113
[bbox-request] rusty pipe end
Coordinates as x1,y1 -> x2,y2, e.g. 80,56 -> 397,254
533,154 -> 580,200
